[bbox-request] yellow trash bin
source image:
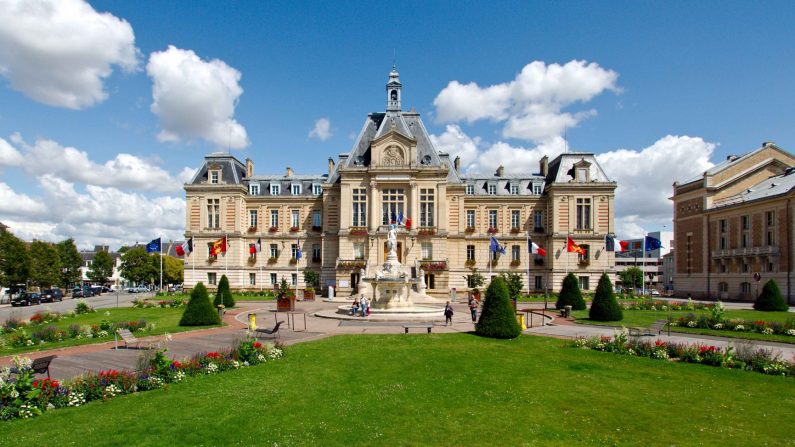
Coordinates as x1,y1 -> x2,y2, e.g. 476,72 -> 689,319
248,313 -> 257,331
516,313 -> 526,331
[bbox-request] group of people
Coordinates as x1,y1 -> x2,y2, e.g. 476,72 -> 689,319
350,295 -> 370,317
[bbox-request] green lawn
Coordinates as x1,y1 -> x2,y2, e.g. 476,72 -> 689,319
573,309 -> 795,344
5,334 -> 794,446
1,308 -> 221,356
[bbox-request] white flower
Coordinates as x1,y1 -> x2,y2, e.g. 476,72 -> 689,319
12,355 -> 33,371
206,363 -> 218,374
68,392 -> 86,407
786,329 -> 795,336
257,353 -> 266,362
104,311 -> 111,317
734,325 -> 745,331
687,320 -> 697,328
762,328 -> 774,335
10,389 -> 19,398
712,323 -> 723,330
173,371 -> 186,382
243,361 -> 250,367
231,360 -> 241,369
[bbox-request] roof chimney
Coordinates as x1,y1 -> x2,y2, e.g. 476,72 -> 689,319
763,141 -> 775,147
540,156 -> 548,177
454,156 -> 461,175
496,165 -> 505,177
328,158 -> 335,175
245,158 -> 254,178
286,166 -> 294,178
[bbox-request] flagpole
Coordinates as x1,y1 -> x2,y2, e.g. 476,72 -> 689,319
295,239 -> 299,301
259,232 -> 263,292
191,238 -> 195,290
566,233 -> 569,275
527,234 -> 531,296
642,235 -> 646,296
159,237 -> 163,293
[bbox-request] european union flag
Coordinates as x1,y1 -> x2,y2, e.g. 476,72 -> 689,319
145,237 -> 161,253
644,235 -> 662,251
605,235 -> 615,252
295,239 -> 302,260
489,236 -> 506,255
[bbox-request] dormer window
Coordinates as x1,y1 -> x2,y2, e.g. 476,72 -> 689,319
291,184 -> 302,195
487,184 -> 497,195
532,184 -> 542,195
249,184 -> 260,195
577,168 -> 589,182
466,184 -> 474,195
210,171 -> 219,184
312,184 -> 323,195
510,184 -> 519,195
270,184 -> 281,195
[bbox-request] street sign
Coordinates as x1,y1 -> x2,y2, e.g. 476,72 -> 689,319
753,272 -> 761,282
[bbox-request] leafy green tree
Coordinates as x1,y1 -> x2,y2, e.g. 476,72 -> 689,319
556,273 -> 586,310
618,267 -> 643,293
754,279 -> 788,311
28,241 -> 61,287
88,250 -> 114,285
120,246 -> 157,285
589,273 -> 623,321
163,256 -> 184,285
303,270 -> 320,290
56,239 -> 82,288
475,276 -> 522,339
180,282 -> 221,326
0,231 -> 29,287
500,272 -> 524,300
465,269 -> 486,296
214,274 -> 235,307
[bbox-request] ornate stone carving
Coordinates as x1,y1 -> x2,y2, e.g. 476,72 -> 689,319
383,146 -> 403,167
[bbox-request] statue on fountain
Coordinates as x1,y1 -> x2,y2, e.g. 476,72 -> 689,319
376,224 -> 405,279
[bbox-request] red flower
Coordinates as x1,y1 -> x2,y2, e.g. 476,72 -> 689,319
171,360 -> 182,369
32,378 -> 59,389
99,370 -> 120,380
699,345 -> 718,354
600,335 -> 611,343
654,340 -> 667,348
253,342 -> 262,349
205,352 -> 221,359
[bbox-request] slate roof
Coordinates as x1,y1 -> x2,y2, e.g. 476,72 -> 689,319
712,167 -> 795,209
545,152 -> 612,184
678,142 -> 781,185
188,152 -> 247,186
460,175 -> 546,196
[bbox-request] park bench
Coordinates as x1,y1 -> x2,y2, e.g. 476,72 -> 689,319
116,328 -> 155,349
254,321 -> 283,340
403,323 -> 434,334
629,319 -> 668,337
10,355 -> 56,379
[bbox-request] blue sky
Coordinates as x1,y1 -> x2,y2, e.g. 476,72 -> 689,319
0,0 -> 793,248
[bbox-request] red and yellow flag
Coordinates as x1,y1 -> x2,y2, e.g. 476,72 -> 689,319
566,237 -> 586,255
210,236 -> 227,256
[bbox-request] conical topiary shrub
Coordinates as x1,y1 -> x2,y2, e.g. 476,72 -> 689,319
213,274 -> 235,308
754,279 -> 788,311
180,282 -> 221,326
475,276 -> 522,339
589,273 -> 623,321
556,273 -> 586,310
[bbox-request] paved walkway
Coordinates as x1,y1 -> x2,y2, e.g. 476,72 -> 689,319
2,300 -> 793,380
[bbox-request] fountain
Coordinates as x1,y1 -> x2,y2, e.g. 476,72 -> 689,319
318,225 -> 444,321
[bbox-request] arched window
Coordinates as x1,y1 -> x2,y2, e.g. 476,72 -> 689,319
391,89 -> 398,100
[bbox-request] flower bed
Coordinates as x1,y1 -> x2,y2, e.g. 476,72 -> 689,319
669,314 -> 795,336
620,298 -> 714,311
0,338 -> 284,421
573,328 -> 795,377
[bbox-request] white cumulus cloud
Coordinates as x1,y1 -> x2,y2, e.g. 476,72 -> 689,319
434,60 -> 619,142
308,118 -> 333,141
0,0 -> 139,109
147,45 -> 249,149
0,182 -> 46,217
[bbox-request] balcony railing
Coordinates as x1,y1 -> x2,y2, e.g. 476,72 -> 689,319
711,246 -> 779,258
419,260 -> 448,271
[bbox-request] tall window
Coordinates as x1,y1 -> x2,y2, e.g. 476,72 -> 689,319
249,210 -> 258,229
270,273 -> 277,285
534,276 -> 543,290
207,199 -> 220,229
382,189 -> 405,224
534,210 -> 544,230
352,188 -> 367,227
312,184 -> 323,195
420,188 -> 435,227
353,242 -> 365,260
291,183 -> 302,195
207,273 -> 217,285
532,184 -> 542,195
270,244 -> 278,258
466,210 -> 475,229
579,276 -> 589,290
576,198 -> 591,230
291,243 -> 299,259
510,184 -> 519,195
249,184 -> 259,195
270,184 -> 280,195
312,244 -> 321,262
270,210 -> 279,228
578,244 -> 590,262
719,219 -> 728,249
741,215 -> 750,248
421,242 -> 433,260
766,211 -> 775,246
312,210 -> 322,228
291,210 -> 300,228
291,273 -> 297,286
249,273 -> 256,286
511,210 -> 521,229
466,245 -> 475,261
210,171 -> 219,184
511,245 -> 520,261
466,184 -> 474,195
488,210 -> 498,229
487,184 -> 496,195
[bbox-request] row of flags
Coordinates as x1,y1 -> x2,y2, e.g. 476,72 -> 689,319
489,236 -> 548,257
246,237 -> 301,260
386,211 -> 412,229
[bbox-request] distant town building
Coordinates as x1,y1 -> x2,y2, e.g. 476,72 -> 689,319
79,245 -> 124,287
615,231 -> 673,292
672,142 -> 795,303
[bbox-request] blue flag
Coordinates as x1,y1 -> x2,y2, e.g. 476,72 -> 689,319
605,235 -> 615,252
397,211 -> 404,225
295,239 -> 302,260
145,237 -> 161,253
489,236 -> 506,255
644,235 -> 662,251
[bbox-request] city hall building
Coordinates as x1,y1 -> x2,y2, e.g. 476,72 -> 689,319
183,68 -> 618,297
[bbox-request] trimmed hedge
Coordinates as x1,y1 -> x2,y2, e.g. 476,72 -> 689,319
213,275 -> 235,308
180,282 -> 221,326
589,273 -> 623,321
556,273 -> 586,310
754,279 -> 788,311
475,277 -> 522,339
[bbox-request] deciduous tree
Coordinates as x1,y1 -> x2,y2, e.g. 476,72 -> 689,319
88,250 -> 114,285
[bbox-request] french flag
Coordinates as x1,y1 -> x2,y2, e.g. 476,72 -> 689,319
527,237 -> 546,256
175,238 -> 193,257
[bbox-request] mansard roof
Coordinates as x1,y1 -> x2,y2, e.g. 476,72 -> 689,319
188,152 -> 247,186
545,152 -> 612,184
460,172 -> 545,196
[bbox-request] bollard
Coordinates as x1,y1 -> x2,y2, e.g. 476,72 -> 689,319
564,305 -> 572,319
248,313 -> 257,331
516,313 -> 527,330
217,304 -> 225,320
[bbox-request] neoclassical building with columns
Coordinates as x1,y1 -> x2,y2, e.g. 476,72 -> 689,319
183,67 -> 618,296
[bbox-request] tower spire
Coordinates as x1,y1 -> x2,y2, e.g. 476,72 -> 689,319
386,65 -> 402,112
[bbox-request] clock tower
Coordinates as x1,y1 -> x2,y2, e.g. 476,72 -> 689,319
386,65 -> 401,112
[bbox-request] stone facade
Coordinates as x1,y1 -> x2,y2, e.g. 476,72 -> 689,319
672,142 -> 795,303
183,68 -> 617,296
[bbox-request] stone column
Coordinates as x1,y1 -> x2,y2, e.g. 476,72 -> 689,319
410,181 -> 418,228
369,180 -> 379,231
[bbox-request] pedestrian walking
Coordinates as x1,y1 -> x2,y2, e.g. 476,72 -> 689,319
468,296 -> 478,323
444,301 -> 454,326
359,295 -> 367,317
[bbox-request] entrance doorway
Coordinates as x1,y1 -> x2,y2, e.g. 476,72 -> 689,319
351,272 -> 360,293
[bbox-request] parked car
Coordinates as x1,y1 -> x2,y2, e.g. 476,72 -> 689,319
90,286 -> 103,296
650,290 -> 661,297
72,287 -> 85,298
101,286 -> 111,293
41,288 -> 64,302
11,292 -> 42,306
